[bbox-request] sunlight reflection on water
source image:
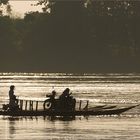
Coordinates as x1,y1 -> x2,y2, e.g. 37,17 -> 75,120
1,116 -> 140,140
0,73 -> 140,139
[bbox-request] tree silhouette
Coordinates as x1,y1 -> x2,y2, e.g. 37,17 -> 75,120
0,0 -> 140,72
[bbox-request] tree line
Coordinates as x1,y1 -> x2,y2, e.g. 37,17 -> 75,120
0,0 -> 140,72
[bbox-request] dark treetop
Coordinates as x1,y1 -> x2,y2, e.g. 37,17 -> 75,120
0,0 -> 140,73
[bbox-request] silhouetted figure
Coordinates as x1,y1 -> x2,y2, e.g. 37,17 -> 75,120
59,88 -> 76,111
59,88 -> 71,99
43,88 -> 76,111
8,85 -> 18,110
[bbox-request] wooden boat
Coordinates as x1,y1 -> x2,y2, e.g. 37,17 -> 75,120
1,94 -> 139,117
0,104 -> 137,116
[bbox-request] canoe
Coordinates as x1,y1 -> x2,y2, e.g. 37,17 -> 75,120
0,105 -> 137,116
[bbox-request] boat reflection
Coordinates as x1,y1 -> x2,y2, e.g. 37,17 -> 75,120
43,116 -> 76,121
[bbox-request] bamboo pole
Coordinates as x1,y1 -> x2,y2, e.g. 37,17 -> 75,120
86,100 -> 89,110
29,101 -> 33,111
25,100 -> 28,110
36,101 -> 38,111
20,100 -> 23,110
79,100 -> 82,110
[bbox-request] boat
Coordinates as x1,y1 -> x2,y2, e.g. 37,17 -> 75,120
1,93 -> 139,117
0,104 -> 138,117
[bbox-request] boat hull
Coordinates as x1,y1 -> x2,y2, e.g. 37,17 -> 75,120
0,105 -> 137,116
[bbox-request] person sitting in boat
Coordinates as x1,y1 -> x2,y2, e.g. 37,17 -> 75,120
59,88 -> 76,111
8,85 -> 18,110
59,88 -> 72,100
44,90 -> 56,110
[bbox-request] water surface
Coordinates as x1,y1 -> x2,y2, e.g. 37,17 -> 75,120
0,73 -> 140,140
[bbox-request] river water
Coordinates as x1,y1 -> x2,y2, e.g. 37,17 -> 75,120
0,73 -> 140,140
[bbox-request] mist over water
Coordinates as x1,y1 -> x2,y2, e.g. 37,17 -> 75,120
0,73 -> 140,139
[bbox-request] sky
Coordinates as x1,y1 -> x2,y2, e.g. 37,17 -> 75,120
9,1 -> 43,17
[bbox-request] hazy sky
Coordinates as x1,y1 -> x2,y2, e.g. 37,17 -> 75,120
9,1 -> 43,17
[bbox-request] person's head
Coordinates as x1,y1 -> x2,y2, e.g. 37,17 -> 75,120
52,90 -> 56,96
10,85 -> 15,90
64,88 -> 70,93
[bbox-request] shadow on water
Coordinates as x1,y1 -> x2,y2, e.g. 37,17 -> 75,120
9,119 -> 16,139
4,117 -> 19,139
2,115 -> 77,122
43,116 -> 76,121
1,115 -> 77,139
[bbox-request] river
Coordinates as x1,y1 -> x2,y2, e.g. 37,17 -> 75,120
0,73 -> 140,140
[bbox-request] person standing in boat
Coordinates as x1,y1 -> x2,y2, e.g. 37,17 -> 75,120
9,85 -> 18,108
